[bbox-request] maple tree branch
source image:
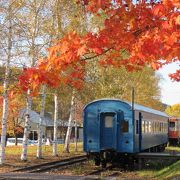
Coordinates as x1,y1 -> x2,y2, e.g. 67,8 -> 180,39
81,48 -> 112,61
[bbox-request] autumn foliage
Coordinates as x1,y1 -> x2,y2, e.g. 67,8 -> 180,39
18,0 -> 180,92
0,86 -> 25,136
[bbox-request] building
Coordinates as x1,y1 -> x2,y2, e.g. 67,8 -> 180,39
18,109 -> 83,142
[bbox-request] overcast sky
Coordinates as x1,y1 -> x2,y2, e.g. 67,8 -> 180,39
157,62 -> 180,106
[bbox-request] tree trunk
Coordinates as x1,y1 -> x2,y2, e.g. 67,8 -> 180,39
0,4 -> 12,165
21,89 -> 32,161
15,135 -> 18,146
0,93 -> 9,164
53,93 -> 58,156
75,120 -> 78,152
64,91 -> 75,153
37,85 -> 46,158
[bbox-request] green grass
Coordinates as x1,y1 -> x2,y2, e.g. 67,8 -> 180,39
139,161 -> 180,179
138,146 -> 180,179
155,160 -> 180,179
5,142 -> 83,156
166,146 -> 180,152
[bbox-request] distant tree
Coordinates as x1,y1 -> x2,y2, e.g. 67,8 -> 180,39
0,85 -> 25,144
165,104 -> 180,117
79,62 -> 164,111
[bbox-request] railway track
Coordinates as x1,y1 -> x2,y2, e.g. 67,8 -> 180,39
85,165 -> 120,179
13,155 -> 87,173
86,165 -> 114,175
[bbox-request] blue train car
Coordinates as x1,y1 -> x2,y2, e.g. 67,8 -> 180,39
83,99 -> 169,167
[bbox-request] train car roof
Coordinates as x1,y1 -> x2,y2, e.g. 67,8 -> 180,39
84,98 -> 169,117
169,117 -> 180,120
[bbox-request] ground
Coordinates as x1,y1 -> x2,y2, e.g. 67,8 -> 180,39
0,144 -> 179,180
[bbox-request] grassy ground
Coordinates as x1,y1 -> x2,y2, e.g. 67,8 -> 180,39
5,142 -> 83,156
1,144 -> 180,179
138,146 -> 180,180
0,143 -> 84,173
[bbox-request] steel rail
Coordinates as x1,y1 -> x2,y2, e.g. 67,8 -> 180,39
85,165 -> 114,176
13,155 -> 87,173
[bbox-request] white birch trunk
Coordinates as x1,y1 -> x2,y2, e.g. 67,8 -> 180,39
75,120 -> 78,152
37,85 -> 46,158
0,86 -> 9,165
0,4 -> 12,165
64,91 -> 75,153
53,93 -> 58,156
21,89 -> 32,161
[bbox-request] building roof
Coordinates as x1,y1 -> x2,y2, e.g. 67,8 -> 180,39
19,109 -> 80,127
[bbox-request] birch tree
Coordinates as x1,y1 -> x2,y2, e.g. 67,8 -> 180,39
44,0 -> 87,154
37,85 -> 46,159
21,89 -> 32,161
19,0 -> 49,160
0,4 -> 12,165
0,0 -> 23,164
64,90 -> 75,153
53,92 -> 58,156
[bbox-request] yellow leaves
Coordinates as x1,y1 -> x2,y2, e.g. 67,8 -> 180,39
165,104 -> 180,117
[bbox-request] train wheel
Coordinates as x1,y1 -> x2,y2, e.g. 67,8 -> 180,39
95,158 -> 100,166
101,160 -> 107,168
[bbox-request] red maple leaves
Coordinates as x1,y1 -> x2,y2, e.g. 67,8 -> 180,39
18,0 -> 180,94
170,69 -> 180,82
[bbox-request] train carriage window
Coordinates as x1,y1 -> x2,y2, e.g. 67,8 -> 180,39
104,115 -> 113,128
160,123 -> 162,132
162,123 -> 165,132
156,122 -> 159,132
145,121 -> 148,133
152,122 -> 155,133
162,123 -> 164,132
157,122 -> 159,132
165,123 -> 167,132
169,122 -> 175,128
121,120 -> 129,133
158,122 -> 161,132
156,122 -> 158,132
149,121 -> 152,133
136,120 -> 139,134
164,123 -> 166,132
142,121 -> 145,133
163,123 -> 166,132
154,122 -> 156,132
166,123 -> 168,132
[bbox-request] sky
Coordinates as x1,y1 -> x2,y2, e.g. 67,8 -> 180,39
157,63 -> 180,106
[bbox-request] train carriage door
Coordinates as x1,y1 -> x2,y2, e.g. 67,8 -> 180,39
100,112 -> 116,149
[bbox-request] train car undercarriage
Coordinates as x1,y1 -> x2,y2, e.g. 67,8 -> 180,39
88,143 -> 167,168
